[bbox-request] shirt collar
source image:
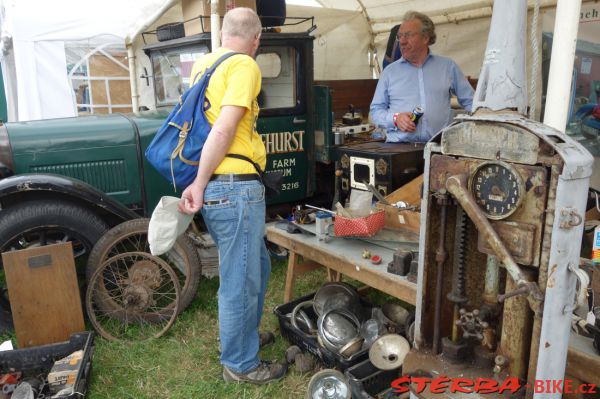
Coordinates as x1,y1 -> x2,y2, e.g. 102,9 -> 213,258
399,50 -> 433,66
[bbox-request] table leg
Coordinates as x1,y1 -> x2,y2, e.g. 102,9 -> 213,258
327,268 -> 341,282
284,252 -> 299,303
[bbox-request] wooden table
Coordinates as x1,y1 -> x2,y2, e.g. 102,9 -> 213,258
265,222 -> 418,305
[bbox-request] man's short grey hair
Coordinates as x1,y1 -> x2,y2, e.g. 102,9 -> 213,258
404,11 -> 436,45
222,7 -> 262,40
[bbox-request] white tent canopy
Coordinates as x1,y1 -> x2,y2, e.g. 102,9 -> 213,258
0,0 -> 166,121
0,0 -> 597,121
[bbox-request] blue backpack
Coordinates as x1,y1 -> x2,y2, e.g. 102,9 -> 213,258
145,51 -> 240,190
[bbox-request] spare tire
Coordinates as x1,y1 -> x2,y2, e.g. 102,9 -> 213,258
256,0 -> 286,27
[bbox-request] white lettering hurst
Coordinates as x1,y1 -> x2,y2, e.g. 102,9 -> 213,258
261,131 -> 305,154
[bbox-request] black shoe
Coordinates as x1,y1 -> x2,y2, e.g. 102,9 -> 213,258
223,361 -> 287,385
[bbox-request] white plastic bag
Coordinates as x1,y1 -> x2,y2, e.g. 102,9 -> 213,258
148,196 -> 193,256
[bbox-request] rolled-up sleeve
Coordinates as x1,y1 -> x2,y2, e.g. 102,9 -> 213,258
370,72 -> 395,129
451,61 -> 474,112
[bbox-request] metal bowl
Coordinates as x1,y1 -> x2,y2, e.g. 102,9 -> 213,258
313,282 -> 362,317
382,302 -> 410,333
317,308 -> 361,353
368,334 -> 410,370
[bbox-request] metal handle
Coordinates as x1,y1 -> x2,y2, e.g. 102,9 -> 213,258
293,117 -> 306,124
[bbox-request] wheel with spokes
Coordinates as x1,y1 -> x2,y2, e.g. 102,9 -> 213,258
86,218 -> 201,314
86,251 -> 180,341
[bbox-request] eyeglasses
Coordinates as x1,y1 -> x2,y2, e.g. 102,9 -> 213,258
397,31 -> 420,40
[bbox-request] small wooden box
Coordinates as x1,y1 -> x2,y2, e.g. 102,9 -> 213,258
375,175 -> 422,234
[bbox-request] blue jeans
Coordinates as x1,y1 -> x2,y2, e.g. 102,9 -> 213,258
200,178 -> 271,373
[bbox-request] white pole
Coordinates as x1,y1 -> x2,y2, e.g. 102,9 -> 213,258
125,0 -> 179,113
542,0 -> 582,132
211,0 -> 221,51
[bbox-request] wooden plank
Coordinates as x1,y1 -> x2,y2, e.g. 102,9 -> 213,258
314,79 -> 378,120
267,224 -> 417,305
3,242 -> 85,347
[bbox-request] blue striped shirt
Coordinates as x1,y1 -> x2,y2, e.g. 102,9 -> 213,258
370,53 -> 474,142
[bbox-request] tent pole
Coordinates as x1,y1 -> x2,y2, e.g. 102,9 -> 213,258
211,0 -> 221,51
542,0 -> 582,132
125,0 -> 179,112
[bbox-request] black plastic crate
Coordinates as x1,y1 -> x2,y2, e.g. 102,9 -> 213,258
274,292 -> 372,371
345,358 -> 401,398
0,332 -> 94,398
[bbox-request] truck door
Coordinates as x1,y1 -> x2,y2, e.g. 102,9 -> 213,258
256,36 -> 314,204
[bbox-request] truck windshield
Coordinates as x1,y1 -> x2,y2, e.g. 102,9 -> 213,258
151,45 -> 298,112
152,46 -> 209,106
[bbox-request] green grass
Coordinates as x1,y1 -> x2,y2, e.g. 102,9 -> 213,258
0,256 -> 410,398
87,258 -> 327,399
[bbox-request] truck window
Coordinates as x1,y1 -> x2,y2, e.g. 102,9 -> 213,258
256,47 -> 297,110
152,46 -> 209,107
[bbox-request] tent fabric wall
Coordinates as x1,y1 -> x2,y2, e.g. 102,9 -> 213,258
285,5 -> 372,80
0,0 -> 167,121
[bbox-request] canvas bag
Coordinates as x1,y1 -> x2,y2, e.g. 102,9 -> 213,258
145,52 -> 240,190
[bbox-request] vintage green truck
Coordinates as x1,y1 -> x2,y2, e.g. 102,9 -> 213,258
0,30 -> 342,321
0,31 -> 323,260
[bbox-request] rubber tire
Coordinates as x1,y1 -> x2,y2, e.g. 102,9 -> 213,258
0,200 -> 109,268
85,218 -> 201,313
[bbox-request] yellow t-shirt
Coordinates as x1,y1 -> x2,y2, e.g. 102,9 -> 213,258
189,47 -> 266,174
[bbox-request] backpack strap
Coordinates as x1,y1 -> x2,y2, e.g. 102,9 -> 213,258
191,51 -> 242,86
169,51 -> 242,185
225,153 -> 264,174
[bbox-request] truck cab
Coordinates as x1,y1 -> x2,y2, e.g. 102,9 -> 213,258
144,31 -> 316,205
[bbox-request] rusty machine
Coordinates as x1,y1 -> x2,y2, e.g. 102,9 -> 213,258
403,1 -> 594,398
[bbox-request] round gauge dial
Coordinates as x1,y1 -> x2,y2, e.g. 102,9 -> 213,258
470,162 -> 524,220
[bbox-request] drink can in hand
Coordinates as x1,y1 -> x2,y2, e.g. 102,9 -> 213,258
410,106 -> 424,124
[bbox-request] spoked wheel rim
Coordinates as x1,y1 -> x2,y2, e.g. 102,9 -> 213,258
86,219 -> 201,316
86,251 -> 180,341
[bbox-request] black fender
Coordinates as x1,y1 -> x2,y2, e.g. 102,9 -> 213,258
0,173 -> 139,225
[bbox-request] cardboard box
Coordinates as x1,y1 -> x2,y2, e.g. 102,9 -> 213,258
375,175 -> 422,234
182,0 -> 257,35
47,349 -> 84,393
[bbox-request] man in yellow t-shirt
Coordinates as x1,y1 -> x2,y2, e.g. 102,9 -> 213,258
178,7 -> 286,385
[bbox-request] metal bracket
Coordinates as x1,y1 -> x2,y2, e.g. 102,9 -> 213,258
559,207 -> 583,229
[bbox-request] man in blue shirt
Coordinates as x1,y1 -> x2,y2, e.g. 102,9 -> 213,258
370,11 -> 474,143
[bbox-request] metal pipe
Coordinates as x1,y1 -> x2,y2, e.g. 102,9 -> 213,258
499,267 -> 535,380
483,255 -> 500,305
543,0 -> 583,132
445,174 -> 543,307
432,192 -> 449,354
211,0 -> 221,51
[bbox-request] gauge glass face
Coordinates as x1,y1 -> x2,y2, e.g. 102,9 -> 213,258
471,163 -> 523,219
